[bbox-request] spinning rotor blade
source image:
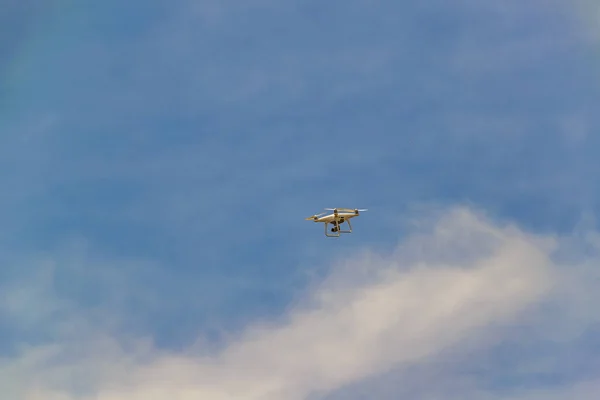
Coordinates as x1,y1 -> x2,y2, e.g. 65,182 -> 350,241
305,212 -> 326,220
325,208 -> 340,217
325,208 -> 368,212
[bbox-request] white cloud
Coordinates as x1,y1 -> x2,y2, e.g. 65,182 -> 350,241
573,0 -> 600,43
4,206 -> 598,400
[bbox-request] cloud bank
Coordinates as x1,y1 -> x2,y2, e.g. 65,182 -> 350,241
2,207 -> 598,399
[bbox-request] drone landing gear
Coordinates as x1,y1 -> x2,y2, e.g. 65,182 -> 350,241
324,220 -> 353,237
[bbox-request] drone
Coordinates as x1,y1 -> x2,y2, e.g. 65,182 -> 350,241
305,208 -> 368,237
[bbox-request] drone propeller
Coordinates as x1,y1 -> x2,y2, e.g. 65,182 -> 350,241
305,212 -> 326,220
324,208 -> 340,216
325,208 -> 368,212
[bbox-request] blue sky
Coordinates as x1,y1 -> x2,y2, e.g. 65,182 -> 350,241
2,0 -> 600,398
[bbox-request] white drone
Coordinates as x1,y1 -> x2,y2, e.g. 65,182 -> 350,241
305,208 -> 368,237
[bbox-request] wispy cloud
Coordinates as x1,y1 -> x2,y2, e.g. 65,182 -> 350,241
1,207 -> 598,399
573,0 -> 600,43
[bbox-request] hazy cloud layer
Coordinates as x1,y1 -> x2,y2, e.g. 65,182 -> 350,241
1,207 -> 598,399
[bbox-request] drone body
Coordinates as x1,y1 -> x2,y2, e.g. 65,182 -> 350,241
305,208 -> 368,237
